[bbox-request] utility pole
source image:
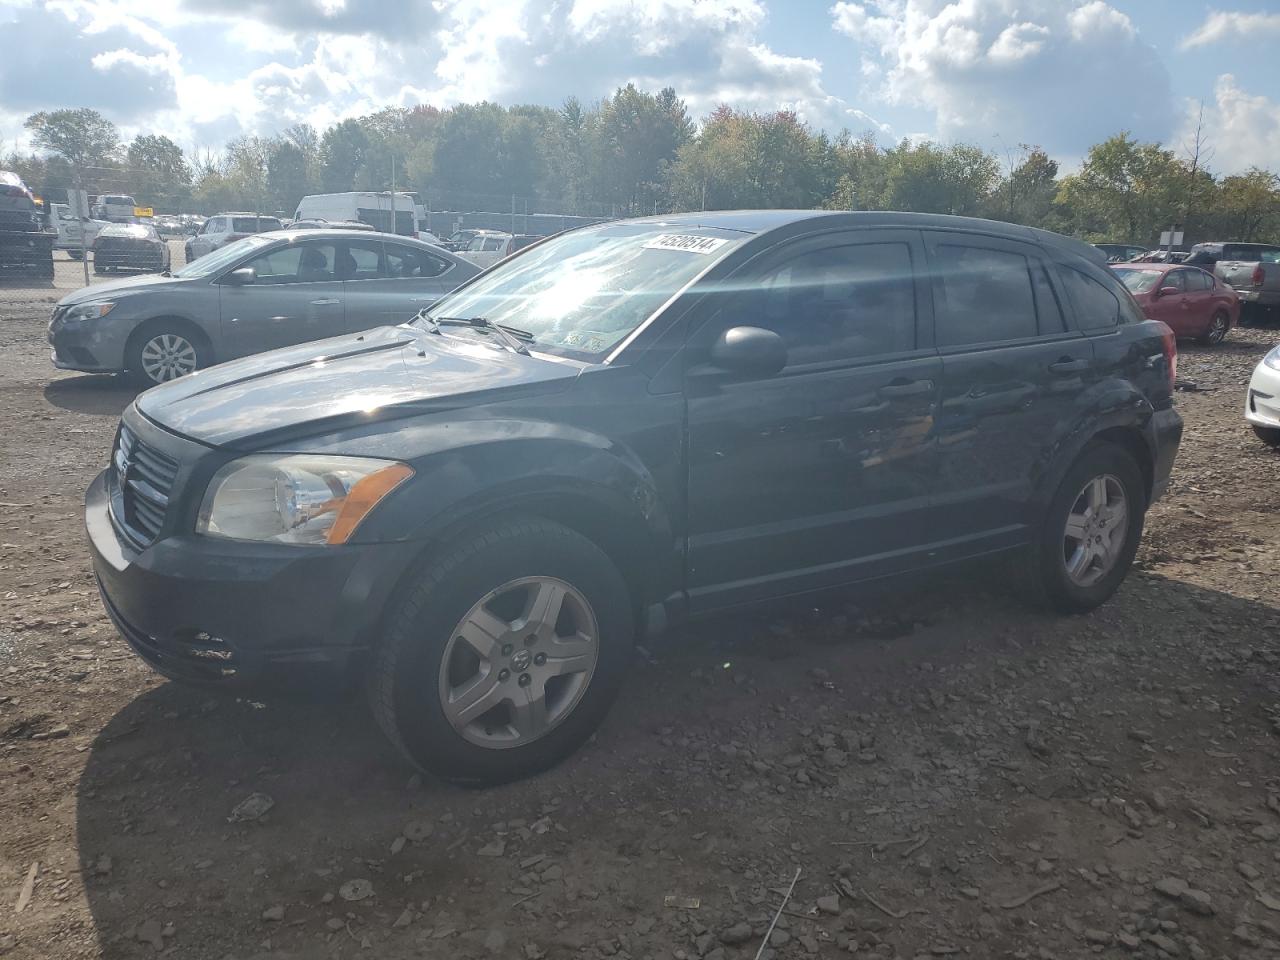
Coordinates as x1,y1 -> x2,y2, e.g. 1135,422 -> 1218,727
73,163 -> 89,286
390,155 -> 397,234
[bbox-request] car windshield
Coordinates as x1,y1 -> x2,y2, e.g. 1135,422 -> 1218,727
415,222 -> 745,359
173,235 -> 276,278
1114,269 -> 1163,293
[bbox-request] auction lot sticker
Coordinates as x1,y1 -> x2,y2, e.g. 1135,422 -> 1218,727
642,234 -> 729,254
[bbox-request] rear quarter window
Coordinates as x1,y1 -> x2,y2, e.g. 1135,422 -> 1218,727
1060,266 -> 1142,329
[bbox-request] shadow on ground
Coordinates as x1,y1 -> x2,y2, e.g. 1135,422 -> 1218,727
44,376 -> 137,416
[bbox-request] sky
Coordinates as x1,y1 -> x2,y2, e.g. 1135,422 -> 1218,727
2,0 -> 1279,175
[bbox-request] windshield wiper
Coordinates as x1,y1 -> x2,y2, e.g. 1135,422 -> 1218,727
415,311 -> 532,356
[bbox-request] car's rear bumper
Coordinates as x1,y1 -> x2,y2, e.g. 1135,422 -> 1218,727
1246,361 -> 1280,429
1236,289 -> 1280,306
1149,406 -> 1183,503
86,470 -> 418,686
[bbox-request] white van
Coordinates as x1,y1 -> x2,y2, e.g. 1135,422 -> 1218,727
293,192 -> 424,239
92,194 -> 137,223
50,202 -> 110,258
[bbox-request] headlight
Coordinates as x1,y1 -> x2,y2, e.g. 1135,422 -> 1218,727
1265,346 -> 1280,371
197,455 -> 413,545
66,302 -> 114,321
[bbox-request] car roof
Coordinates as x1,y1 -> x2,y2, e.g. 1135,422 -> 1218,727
215,211 -> 282,218
257,228 -> 457,248
617,209 -> 1106,262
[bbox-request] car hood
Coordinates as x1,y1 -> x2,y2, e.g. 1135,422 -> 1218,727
135,325 -> 584,448
57,273 -> 187,306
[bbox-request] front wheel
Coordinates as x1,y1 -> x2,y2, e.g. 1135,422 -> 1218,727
367,517 -> 634,786
1199,311 -> 1229,346
1254,424 -> 1280,447
1027,444 -> 1146,613
127,329 -> 206,388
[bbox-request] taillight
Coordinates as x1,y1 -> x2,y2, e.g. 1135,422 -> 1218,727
1159,322 -> 1177,393
1252,264 -> 1265,286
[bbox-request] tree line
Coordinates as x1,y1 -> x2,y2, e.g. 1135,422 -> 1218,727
8,88 -> 1280,246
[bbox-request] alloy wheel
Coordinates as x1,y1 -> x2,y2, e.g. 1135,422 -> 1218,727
1062,474 -> 1128,587
438,577 -> 598,749
140,333 -> 198,383
1207,313 -> 1227,345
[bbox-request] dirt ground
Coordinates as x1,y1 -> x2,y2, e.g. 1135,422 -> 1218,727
2,249 -> 1280,960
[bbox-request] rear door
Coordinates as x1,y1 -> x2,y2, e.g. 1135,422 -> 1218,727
923,231 -> 1088,548
1176,267 -> 1213,333
218,239 -> 346,357
340,239 -> 462,329
684,229 -> 942,608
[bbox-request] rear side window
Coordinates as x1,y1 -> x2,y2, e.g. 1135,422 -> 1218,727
932,244 -> 1039,346
233,217 -> 282,233
385,245 -> 450,279
746,241 -> 917,366
1184,269 -> 1212,291
1060,266 -> 1140,328
342,240 -> 385,280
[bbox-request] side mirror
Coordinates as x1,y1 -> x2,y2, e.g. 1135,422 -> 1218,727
1156,285 -> 1179,298
709,326 -> 787,379
224,266 -> 256,285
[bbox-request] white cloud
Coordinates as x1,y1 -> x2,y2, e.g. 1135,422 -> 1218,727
1180,10 -> 1280,49
830,0 -> 1173,155
1185,74 -> 1280,175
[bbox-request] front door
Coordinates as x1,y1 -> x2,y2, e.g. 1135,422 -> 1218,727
1146,268 -> 1192,334
922,231 -> 1090,547
218,240 -> 347,357
684,229 -> 941,610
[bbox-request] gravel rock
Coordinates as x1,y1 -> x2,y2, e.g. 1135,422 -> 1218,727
135,919 -> 165,950
816,894 -> 840,915
261,905 -> 284,922
227,793 -> 275,823
719,922 -> 753,945
1153,877 -> 1188,899
339,878 -> 374,902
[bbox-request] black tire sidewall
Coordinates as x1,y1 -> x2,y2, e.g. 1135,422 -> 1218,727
1036,444 -> 1146,613
378,519 -> 633,786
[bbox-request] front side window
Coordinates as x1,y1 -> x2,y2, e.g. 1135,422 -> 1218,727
243,242 -> 338,284
418,222 -> 745,360
175,235 -> 276,278
1114,269 -> 1163,294
742,242 -> 917,366
933,244 -> 1039,346
1162,270 -> 1187,292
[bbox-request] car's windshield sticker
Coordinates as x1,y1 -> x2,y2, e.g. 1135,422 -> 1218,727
641,234 -> 729,254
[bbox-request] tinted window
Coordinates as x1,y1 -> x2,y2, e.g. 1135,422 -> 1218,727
1224,244 -> 1280,262
385,244 -> 450,279
243,242 -> 337,284
933,244 -> 1038,346
748,242 -> 917,365
1060,267 -> 1123,328
233,216 -> 282,233
1183,269 -> 1212,291
342,240 -> 384,280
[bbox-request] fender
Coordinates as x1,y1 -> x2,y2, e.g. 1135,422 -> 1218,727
1029,375 -> 1157,510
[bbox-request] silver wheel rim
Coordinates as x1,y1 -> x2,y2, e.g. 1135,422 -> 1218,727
439,576 -> 598,749
1208,314 -> 1226,344
140,333 -> 197,383
1063,474 -> 1128,587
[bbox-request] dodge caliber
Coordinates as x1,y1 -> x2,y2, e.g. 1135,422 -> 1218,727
87,211 -> 1183,785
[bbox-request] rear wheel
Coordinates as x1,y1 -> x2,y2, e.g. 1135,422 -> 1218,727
68,249 -> 82,260
1027,444 -> 1146,613
1199,310 -> 1229,346
367,516 -> 633,786
127,328 -> 206,387
1254,424 -> 1280,447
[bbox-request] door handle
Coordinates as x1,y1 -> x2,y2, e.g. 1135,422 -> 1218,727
1048,358 -> 1088,375
310,298 -> 341,305
879,379 -> 933,398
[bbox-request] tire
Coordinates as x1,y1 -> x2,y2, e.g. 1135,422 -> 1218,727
68,249 -> 82,260
367,516 -> 634,786
126,326 -> 208,388
1027,443 -> 1146,614
1254,424 -> 1280,447
1199,310 -> 1229,346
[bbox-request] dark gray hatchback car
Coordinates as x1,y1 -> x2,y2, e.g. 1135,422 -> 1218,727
49,229 -> 478,386
87,211 -> 1182,786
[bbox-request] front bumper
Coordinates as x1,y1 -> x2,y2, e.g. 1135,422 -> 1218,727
48,306 -> 128,373
1246,360 -> 1280,429
1149,406 -> 1183,503
86,469 -> 418,686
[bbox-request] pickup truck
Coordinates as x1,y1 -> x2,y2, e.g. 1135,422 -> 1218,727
1186,242 -> 1280,313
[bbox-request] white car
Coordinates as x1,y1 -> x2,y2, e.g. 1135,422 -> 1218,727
1246,344 -> 1280,447
186,212 -> 284,261
50,202 -> 110,258
457,232 -> 543,269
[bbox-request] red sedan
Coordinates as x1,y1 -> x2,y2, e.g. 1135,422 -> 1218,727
1112,263 -> 1239,346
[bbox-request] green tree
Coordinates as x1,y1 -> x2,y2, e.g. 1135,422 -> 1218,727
1213,168 -> 1280,241
592,84 -> 693,212
880,141 -> 999,216
24,108 -> 120,169
1056,133 -> 1185,243
266,140 -> 313,214
319,119 -> 370,193
126,134 -> 192,210
989,145 -> 1059,228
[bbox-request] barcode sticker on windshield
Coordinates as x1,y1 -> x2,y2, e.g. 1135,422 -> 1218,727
642,234 -> 729,254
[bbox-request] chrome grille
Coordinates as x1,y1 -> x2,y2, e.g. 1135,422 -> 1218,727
112,424 -> 179,548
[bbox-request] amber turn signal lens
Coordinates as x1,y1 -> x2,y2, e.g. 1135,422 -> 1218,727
326,463 -> 414,544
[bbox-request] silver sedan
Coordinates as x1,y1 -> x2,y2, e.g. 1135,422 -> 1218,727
48,229 -> 481,387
